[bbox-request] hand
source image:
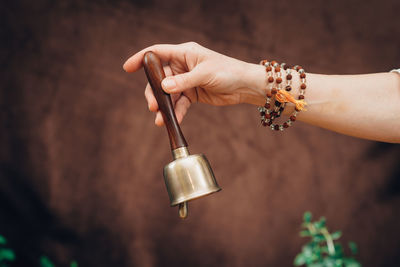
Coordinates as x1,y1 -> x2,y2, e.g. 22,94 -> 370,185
123,42 -> 264,126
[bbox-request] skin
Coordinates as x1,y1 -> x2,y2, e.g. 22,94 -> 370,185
123,42 -> 400,143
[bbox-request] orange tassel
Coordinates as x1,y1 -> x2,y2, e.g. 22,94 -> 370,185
276,90 -> 307,111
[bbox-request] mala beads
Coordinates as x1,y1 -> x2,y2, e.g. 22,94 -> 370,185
258,60 -> 308,131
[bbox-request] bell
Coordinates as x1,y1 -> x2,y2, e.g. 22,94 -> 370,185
143,51 -> 221,219
164,147 -> 221,217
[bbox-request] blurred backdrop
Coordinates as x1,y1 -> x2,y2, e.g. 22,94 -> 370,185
1,0 -> 400,266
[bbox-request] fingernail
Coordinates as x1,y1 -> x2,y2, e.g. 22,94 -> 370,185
122,62 -> 128,72
162,78 -> 176,91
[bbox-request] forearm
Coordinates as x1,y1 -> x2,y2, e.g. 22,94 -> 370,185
242,63 -> 400,143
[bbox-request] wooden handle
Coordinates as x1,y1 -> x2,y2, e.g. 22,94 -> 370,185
143,51 -> 187,150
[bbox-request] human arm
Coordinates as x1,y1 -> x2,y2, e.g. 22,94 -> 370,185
123,42 -> 400,143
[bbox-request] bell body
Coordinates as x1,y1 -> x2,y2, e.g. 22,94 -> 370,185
164,147 -> 221,206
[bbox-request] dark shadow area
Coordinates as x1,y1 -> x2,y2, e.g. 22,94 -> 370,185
0,164 -> 78,266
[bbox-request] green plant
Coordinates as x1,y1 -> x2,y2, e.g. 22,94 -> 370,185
0,234 -> 77,267
294,212 -> 361,267
0,235 -> 15,267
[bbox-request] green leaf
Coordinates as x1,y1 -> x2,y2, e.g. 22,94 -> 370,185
331,231 -> 342,240
302,245 -> 313,257
40,256 -> 55,267
294,253 -> 306,266
310,245 -> 322,262
323,257 -> 336,267
312,234 -> 325,243
343,258 -> 361,267
70,261 -> 78,267
348,242 -> 358,255
314,217 -> 326,229
0,236 -> 6,245
301,245 -> 315,264
335,258 -> 344,267
0,249 -> 15,261
300,230 -> 311,237
308,263 -> 324,267
334,244 -> 344,258
304,212 -> 312,223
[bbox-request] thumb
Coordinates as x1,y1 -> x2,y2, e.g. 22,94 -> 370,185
161,67 -> 204,93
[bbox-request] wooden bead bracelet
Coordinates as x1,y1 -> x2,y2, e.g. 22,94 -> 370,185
258,60 -> 308,131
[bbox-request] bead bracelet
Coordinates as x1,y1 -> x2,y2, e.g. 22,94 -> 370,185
258,60 -> 308,131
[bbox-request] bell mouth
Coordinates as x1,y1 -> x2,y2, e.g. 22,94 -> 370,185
170,187 -> 221,207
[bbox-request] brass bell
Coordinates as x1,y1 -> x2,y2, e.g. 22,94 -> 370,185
143,51 -> 221,219
164,147 -> 221,218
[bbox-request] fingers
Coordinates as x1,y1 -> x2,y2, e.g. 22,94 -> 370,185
123,44 -> 183,73
154,95 -> 192,127
144,83 -> 158,112
140,56 -> 193,126
161,66 -> 206,94
145,65 -> 173,112
155,111 -> 163,127
174,95 -> 191,123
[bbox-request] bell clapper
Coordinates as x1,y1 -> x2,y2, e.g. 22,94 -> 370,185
178,202 -> 188,219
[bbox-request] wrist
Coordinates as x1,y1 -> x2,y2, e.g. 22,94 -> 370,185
239,62 -> 267,106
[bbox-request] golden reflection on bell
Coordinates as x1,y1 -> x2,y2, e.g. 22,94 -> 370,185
164,147 -> 221,218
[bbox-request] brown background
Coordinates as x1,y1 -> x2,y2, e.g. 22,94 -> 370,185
1,0 -> 400,266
